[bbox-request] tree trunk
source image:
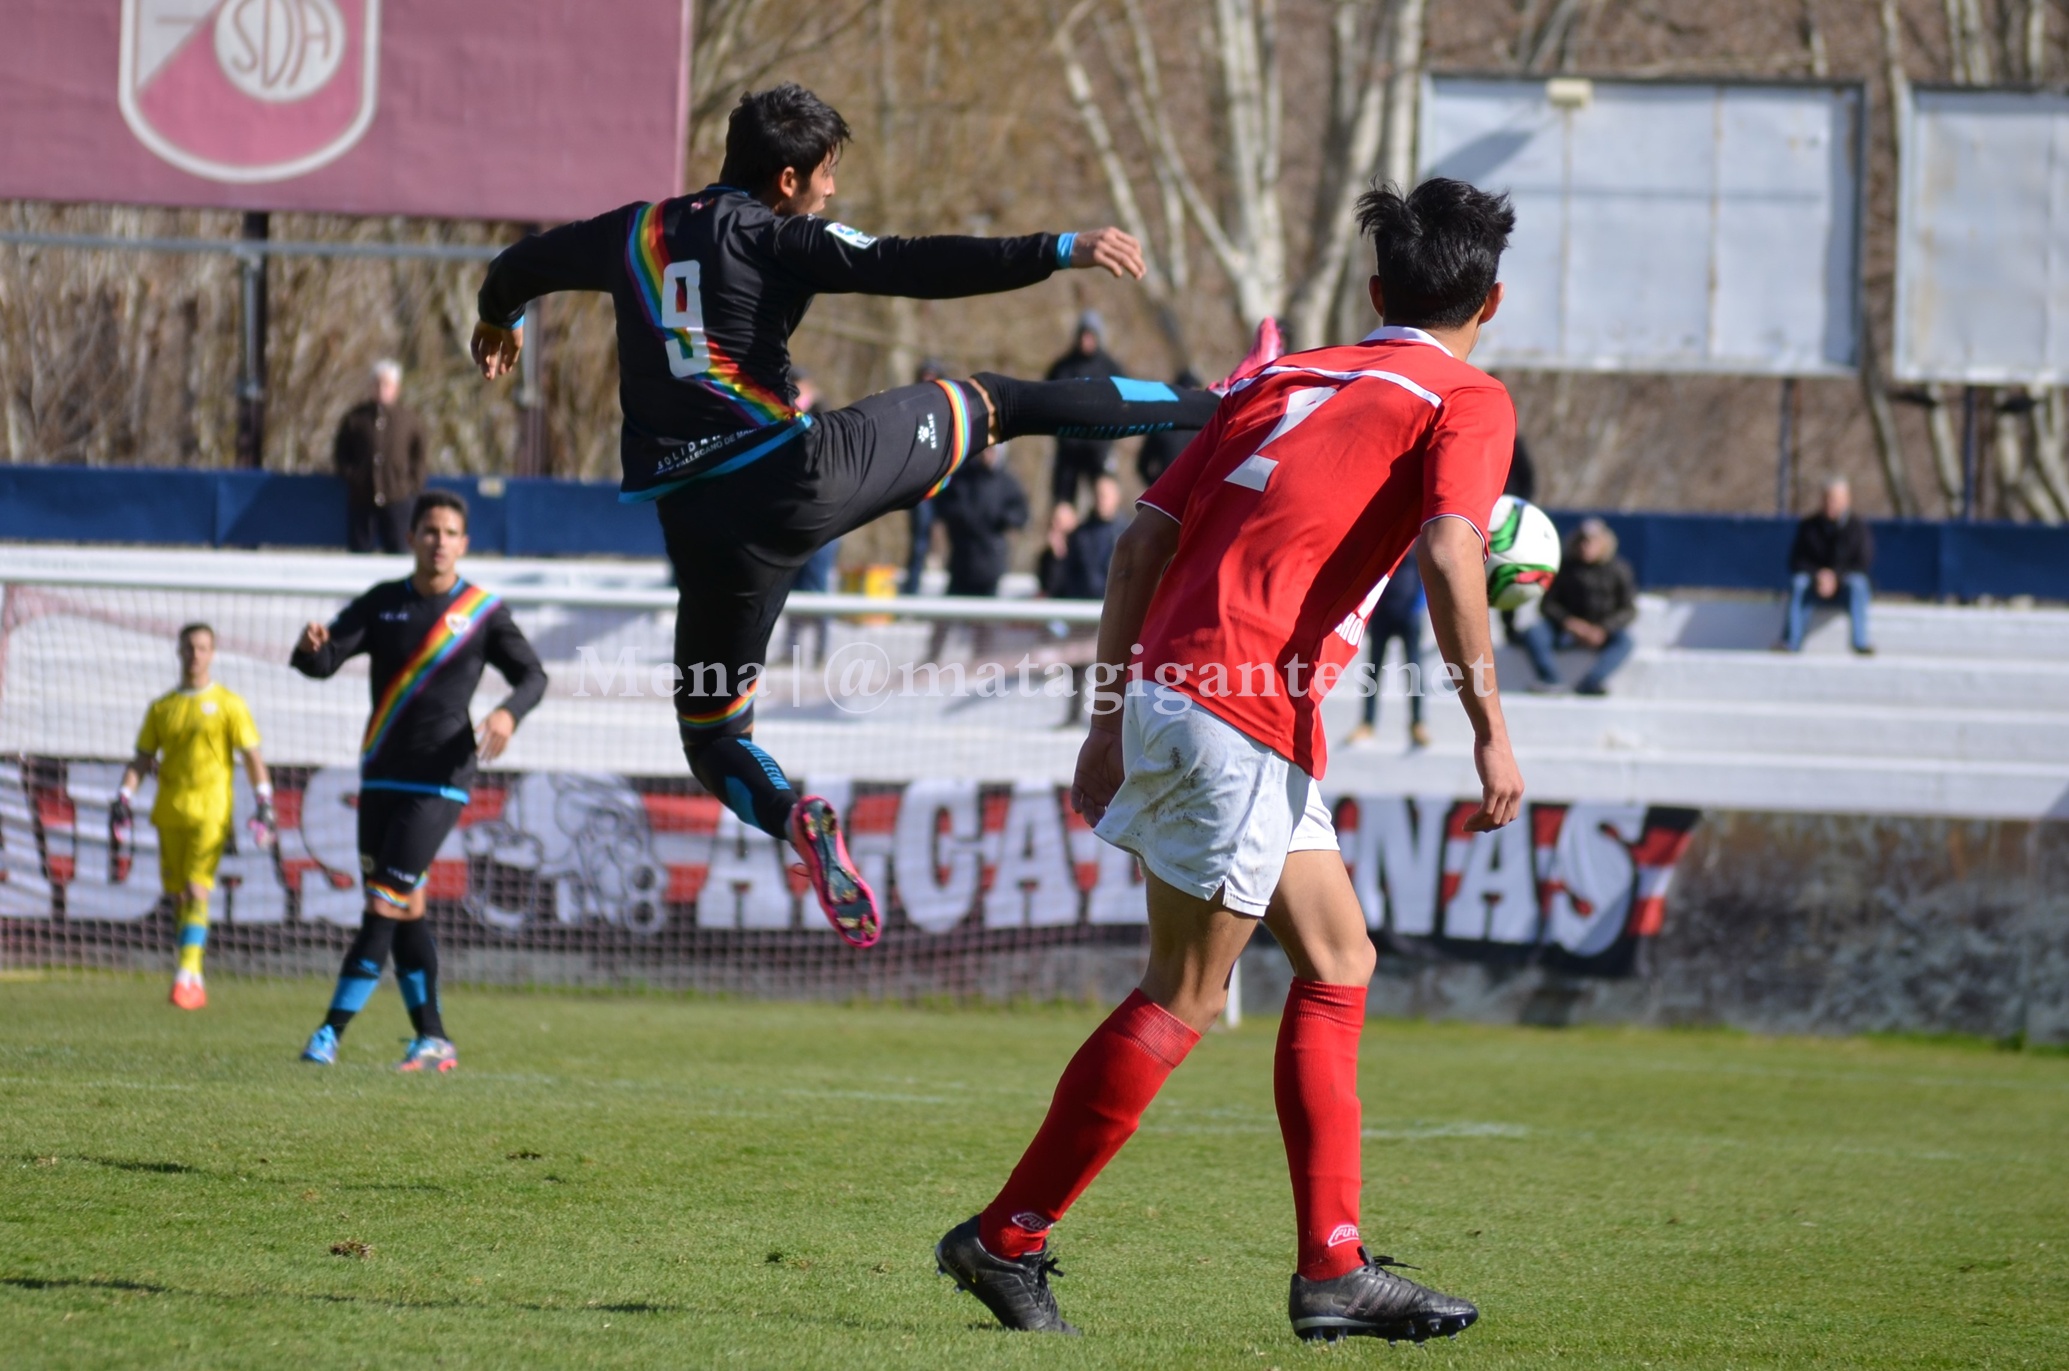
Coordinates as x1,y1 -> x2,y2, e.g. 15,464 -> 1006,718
2031,388 -> 2069,515
1380,0 -> 1426,190
1926,388 -> 1966,515
1800,0 -> 1829,77
1284,0 -> 1390,348
1857,314 -> 1914,517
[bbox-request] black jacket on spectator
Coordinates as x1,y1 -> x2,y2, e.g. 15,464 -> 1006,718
1051,514 -> 1122,600
1503,435 -> 1536,501
1136,426 -> 1199,487
935,461 -> 1029,595
334,400 -> 427,512
1541,553 -> 1638,636
1789,514 -> 1874,578
1372,551 -> 1423,628
1045,345 -> 1125,388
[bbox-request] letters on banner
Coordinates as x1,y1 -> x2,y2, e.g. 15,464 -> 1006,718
0,760 -> 1698,971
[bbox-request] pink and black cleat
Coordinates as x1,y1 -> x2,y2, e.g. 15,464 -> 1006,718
789,796 -> 881,948
1210,316 -> 1286,395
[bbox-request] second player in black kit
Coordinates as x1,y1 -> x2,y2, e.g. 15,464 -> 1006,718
471,83 -> 1250,944
293,491 -> 547,1073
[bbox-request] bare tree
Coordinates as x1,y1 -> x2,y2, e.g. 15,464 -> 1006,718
1053,0 -> 1419,355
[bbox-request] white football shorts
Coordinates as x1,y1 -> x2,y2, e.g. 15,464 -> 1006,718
1093,684 -> 1338,917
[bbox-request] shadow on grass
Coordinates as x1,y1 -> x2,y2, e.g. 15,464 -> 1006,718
16,1155 -> 201,1174
0,1274 -> 678,1316
3,1277 -> 171,1294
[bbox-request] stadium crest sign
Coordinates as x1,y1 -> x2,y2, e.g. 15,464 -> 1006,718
118,0 -> 382,184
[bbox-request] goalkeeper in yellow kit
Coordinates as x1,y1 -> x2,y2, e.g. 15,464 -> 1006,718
114,623 -> 274,1011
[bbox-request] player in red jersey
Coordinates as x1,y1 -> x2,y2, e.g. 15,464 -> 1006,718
935,179 -> 1525,1342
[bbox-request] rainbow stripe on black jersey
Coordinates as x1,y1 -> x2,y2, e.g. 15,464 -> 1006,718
626,202 -> 797,428
360,583 -> 500,765
923,379 -> 978,499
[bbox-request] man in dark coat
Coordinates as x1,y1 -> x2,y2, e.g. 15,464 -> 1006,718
333,360 -> 427,553
1522,517 -> 1638,696
1052,474 -> 1125,602
1346,552 -> 1428,747
1784,477 -> 1875,654
1503,434 -> 1536,500
1134,368 -> 1203,488
935,442 -> 1030,597
1044,310 -> 1125,506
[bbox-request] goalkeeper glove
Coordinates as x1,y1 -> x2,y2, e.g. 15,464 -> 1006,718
110,789 -> 135,883
248,783 -> 278,852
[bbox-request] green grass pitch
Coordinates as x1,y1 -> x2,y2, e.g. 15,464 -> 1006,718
2,973 -> 2064,1369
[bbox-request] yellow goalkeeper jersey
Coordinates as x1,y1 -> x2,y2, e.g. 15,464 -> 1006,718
135,684 -> 259,829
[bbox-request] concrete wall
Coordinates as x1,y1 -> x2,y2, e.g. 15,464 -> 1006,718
1233,811 -> 2069,1045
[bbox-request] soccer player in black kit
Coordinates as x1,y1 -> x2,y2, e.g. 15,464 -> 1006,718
471,83 -> 1276,947
294,492 -> 547,1072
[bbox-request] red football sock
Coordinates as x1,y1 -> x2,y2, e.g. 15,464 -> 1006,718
979,989 -> 1200,1258
1276,977 -> 1368,1281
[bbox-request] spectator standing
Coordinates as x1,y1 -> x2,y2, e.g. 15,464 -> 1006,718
1044,310 -> 1125,506
1054,473 -> 1125,602
929,442 -> 1029,661
1504,433 -> 1536,500
1051,475 -> 1128,724
935,442 -> 1030,596
785,375 -> 835,664
1784,478 -> 1875,655
1522,517 -> 1638,696
1134,368 -> 1204,487
903,358 -> 949,593
788,374 -> 836,591
333,359 -> 427,554
1346,554 -> 1429,747
1036,501 -> 1079,599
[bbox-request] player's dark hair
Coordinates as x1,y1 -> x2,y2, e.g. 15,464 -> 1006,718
410,489 -> 468,533
1357,178 -> 1516,330
177,622 -> 214,645
719,84 -> 852,196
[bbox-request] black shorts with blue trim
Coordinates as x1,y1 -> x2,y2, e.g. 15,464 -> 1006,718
655,379 -> 984,742
358,783 -> 467,908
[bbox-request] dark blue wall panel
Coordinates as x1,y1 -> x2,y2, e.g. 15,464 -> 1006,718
504,480 -> 666,558
1,466 -> 218,544
214,472 -> 349,548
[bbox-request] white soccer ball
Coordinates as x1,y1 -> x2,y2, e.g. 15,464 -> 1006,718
1484,495 -> 1562,611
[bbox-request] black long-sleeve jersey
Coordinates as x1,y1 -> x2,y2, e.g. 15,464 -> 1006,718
476,187 -> 1067,500
291,578 -> 548,800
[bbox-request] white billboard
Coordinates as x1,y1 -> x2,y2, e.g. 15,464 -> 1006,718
1419,76 -> 1863,377
1894,87 -> 2069,385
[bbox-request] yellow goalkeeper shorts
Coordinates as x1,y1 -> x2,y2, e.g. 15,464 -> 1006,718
156,822 -> 229,895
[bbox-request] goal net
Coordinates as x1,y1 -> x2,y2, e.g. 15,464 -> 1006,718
0,562 -> 1698,996
0,564 -> 1158,999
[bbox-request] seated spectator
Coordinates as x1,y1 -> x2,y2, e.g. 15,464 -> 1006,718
1522,518 -> 1637,697
936,442 -> 1029,597
1134,368 -> 1204,487
1346,553 -> 1428,748
1784,478 -> 1874,655
1053,474 -> 1125,602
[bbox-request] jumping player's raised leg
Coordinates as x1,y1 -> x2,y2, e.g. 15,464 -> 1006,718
654,381 -> 1000,946
657,355 -> 1262,946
